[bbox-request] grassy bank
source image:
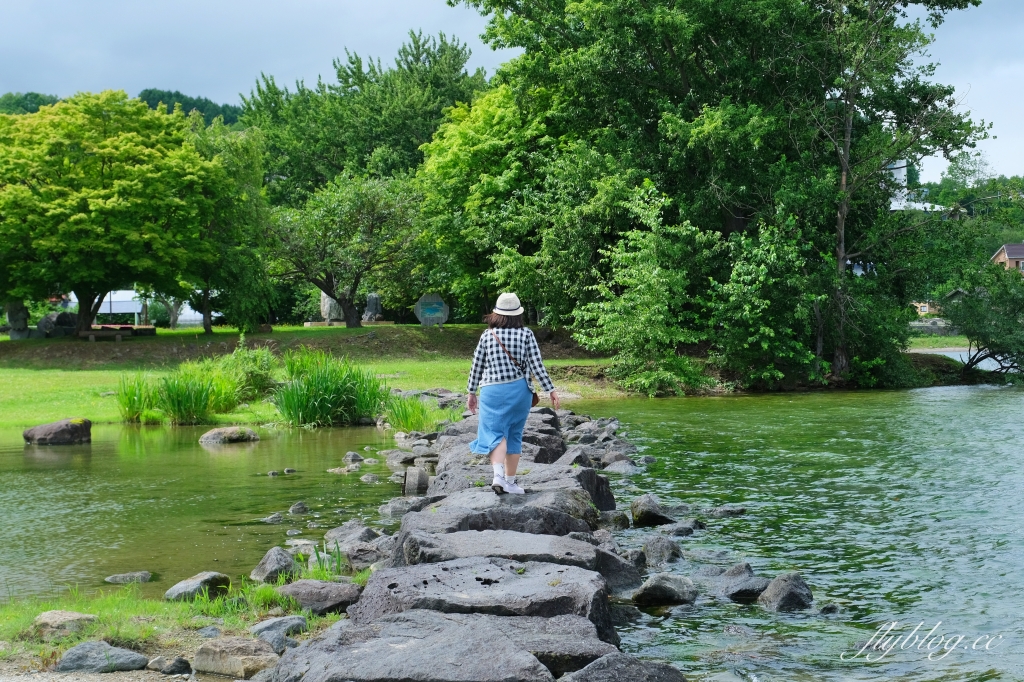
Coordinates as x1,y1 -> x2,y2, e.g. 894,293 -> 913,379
907,335 -> 969,350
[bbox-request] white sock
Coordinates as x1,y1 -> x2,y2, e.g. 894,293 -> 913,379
492,462 -> 505,479
505,474 -> 516,484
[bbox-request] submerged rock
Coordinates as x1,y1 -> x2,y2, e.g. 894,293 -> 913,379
630,494 -> 676,527
104,571 -> 151,584
632,574 -> 698,606
757,572 -> 813,611
289,501 -> 309,514
199,427 -> 259,445
560,652 -> 687,682
642,536 -> 682,566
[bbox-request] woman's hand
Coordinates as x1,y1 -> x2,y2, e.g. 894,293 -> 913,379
550,391 -> 561,411
468,393 -> 478,415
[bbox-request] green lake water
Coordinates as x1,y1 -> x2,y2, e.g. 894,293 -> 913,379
2,385 -> 1022,680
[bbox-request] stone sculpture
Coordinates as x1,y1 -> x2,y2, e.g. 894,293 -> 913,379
362,293 -> 383,322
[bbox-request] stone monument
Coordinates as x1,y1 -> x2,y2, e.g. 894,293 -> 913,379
320,292 -> 344,322
414,293 -> 449,329
362,293 -> 384,322
6,301 -> 31,340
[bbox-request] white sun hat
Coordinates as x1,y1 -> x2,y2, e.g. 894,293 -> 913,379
493,292 -> 525,316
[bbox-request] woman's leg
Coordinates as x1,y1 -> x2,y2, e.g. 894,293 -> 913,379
489,439 -> 521,476
504,453 -> 521,478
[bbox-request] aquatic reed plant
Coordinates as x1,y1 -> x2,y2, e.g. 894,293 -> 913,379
274,348 -> 389,427
115,373 -> 154,423
385,395 -> 462,433
157,372 -> 213,425
220,335 -> 278,400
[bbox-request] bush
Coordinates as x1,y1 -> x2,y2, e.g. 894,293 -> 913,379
219,336 -> 278,400
385,395 -> 461,432
115,373 -> 154,423
157,373 -> 213,425
176,360 -> 240,413
273,348 -> 389,427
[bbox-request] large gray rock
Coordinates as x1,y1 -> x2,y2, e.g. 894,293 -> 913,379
382,449 -> 419,467
630,494 -> 675,527
642,536 -> 682,565
404,466 -> 430,495
199,427 -> 259,445
23,418 -> 91,445
323,520 -> 380,549
560,652 -> 687,682
348,556 -> 619,645
632,574 -> 698,606
250,546 -> 299,583
194,636 -> 279,679
393,529 -> 640,593
597,510 -> 630,530
272,610 -> 618,682
55,641 -> 148,673
757,572 -> 813,611
250,615 -> 307,637
164,571 -> 231,601
436,487 -> 600,527
400,502 -> 591,537
276,579 -> 362,615
344,534 -> 398,571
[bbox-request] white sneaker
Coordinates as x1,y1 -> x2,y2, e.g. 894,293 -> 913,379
491,476 -> 507,494
502,477 -> 525,495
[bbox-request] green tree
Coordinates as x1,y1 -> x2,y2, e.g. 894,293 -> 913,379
182,112 -> 272,333
270,174 -> 419,327
0,90 -> 218,333
243,31 -> 487,206
940,264 -> 1024,375
0,92 -> 59,114
138,89 -> 242,125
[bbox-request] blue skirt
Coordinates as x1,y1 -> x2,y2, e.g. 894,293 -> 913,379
469,378 -> 533,455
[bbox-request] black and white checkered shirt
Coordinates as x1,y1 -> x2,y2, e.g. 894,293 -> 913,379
467,327 -> 556,394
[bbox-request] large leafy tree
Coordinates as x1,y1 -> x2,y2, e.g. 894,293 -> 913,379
270,175 -> 419,327
0,90 -> 218,333
243,31 -> 487,207
0,92 -> 59,115
426,0 -> 986,385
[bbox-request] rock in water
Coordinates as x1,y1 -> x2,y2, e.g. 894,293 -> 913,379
32,610 -> 97,641
104,571 -> 151,584
249,615 -> 308,638
274,610 -> 615,682
348,556 -> 619,645
343,451 -> 364,463
23,418 -> 91,445
193,637 -> 279,679
642,536 -> 682,565
757,572 -> 813,611
161,657 -> 192,675
198,427 -> 259,445
630,494 -> 676,527
632,574 -> 698,606
404,466 -> 430,495
250,546 -> 299,583
55,641 -> 148,673
597,510 -> 630,530
275,580 -> 362,615
288,501 -> 309,514
164,571 -> 231,601
559,652 -> 687,682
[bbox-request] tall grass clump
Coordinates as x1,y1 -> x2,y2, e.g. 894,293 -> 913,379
385,395 -> 462,432
157,372 -> 214,425
220,334 -> 278,400
176,359 -> 239,413
115,373 -> 155,423
274,348 -> 389,427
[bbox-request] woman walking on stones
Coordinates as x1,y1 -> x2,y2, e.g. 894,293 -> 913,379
467,293 -> 559,495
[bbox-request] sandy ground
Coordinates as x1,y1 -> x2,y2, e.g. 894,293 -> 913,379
0,665 -> 180,682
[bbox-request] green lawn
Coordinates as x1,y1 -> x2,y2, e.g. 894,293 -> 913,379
907,335 -> 969,350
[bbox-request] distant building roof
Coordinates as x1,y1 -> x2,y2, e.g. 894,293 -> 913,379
993,244 -> 1024,260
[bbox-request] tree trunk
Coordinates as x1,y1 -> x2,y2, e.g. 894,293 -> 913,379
73,291 -> 106,334
201,288 -> 213,334
832,104 -> 855,378
141,300 -> 149,326
341,298 -> 362,328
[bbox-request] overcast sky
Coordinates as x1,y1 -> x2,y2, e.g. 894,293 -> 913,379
1,0 -> 1019,182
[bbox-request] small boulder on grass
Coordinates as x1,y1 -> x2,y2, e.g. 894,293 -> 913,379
193,637 -> 278,679
250,547 -> 299,583
32,610 -> 97,641
164,571 -> 231,601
